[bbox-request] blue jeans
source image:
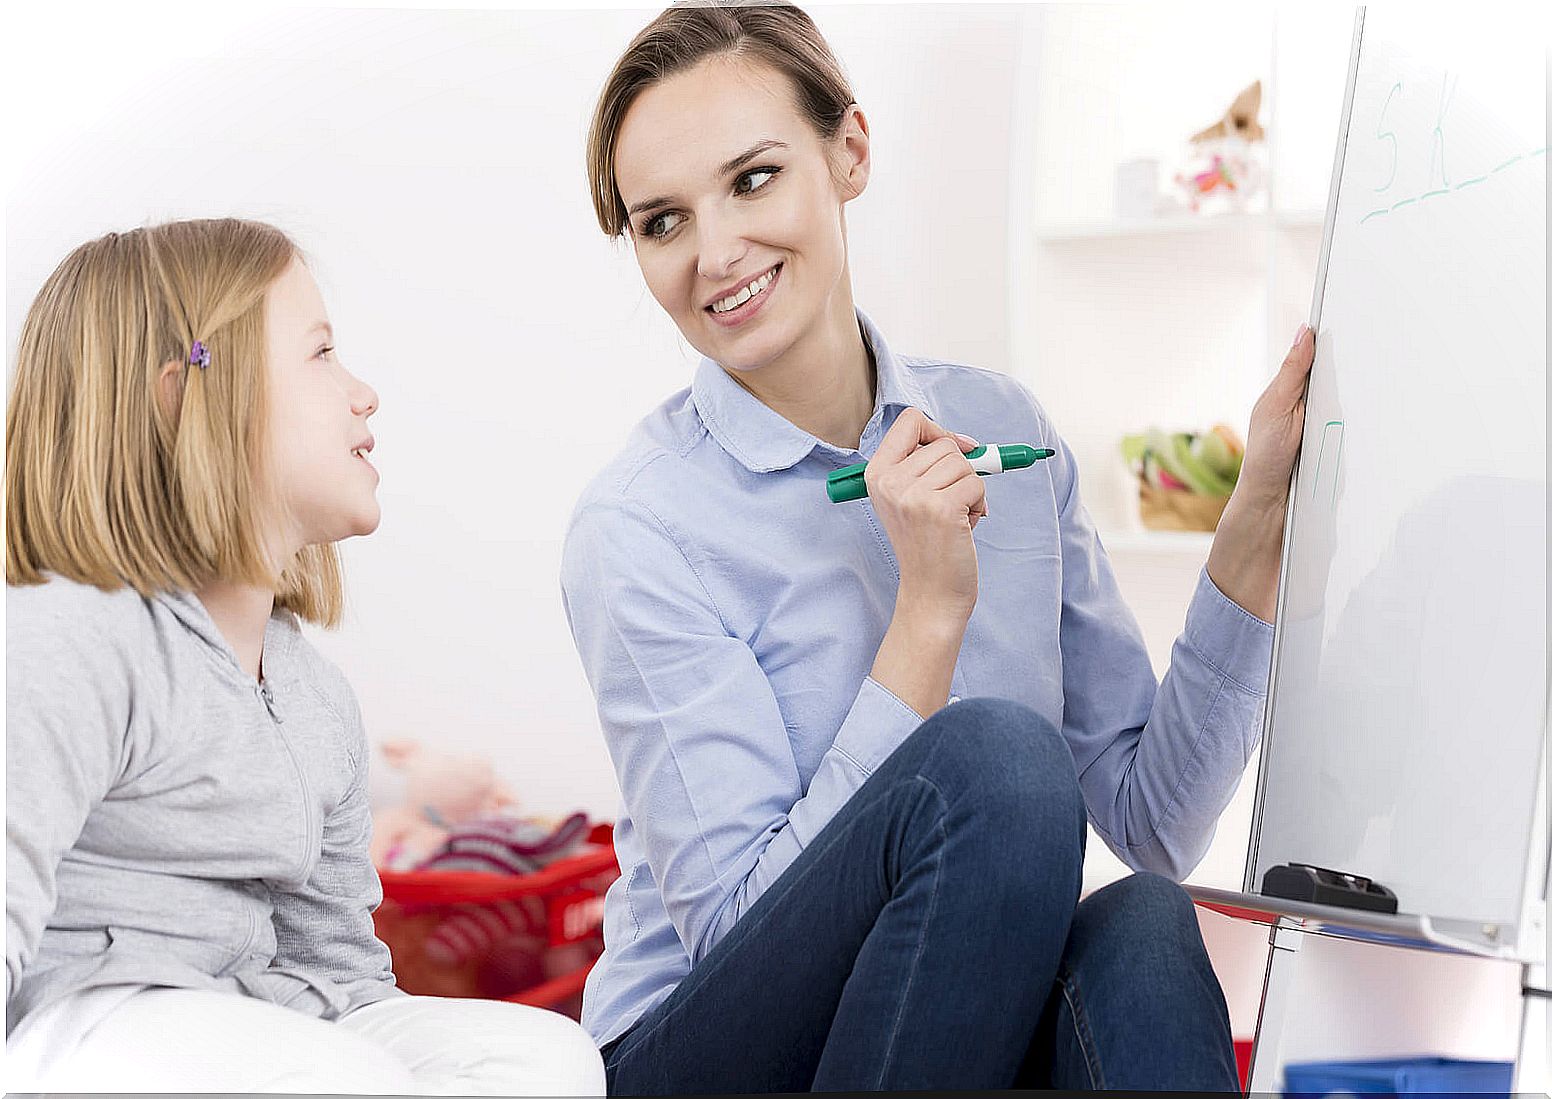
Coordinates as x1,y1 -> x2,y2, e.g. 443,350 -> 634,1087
601,698 -> 1239,1093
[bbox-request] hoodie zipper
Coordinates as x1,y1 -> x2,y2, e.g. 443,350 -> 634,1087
258,680 -> 283,723
257,679 -> 317,881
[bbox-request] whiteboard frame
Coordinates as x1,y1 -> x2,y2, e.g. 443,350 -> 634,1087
1240,6 -> 1548,965
1242,6 -> 1365,898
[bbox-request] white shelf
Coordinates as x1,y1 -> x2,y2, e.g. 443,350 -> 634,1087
1098,528 -> 1216,555
1034,209 -> 1325,243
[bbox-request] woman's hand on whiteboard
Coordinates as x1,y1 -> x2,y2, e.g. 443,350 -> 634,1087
1237,324 -> 1316,512
1207,324 -> 1315,622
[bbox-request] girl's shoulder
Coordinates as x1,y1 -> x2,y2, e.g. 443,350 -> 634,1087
288,629 -> 361,722
7,575 -> 155,642
6,577 -> 161,700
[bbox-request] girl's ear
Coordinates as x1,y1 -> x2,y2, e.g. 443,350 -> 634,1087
157,358 -> 186,418
834,104 -> 872,202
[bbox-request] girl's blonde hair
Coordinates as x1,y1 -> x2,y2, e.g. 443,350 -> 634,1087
6,218 -> 345,626
586,0 -> 856,238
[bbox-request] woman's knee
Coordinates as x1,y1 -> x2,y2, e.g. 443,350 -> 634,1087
916,697 -> 1085,856
1068,872 -> 1213,983
918,697 -> 1068,778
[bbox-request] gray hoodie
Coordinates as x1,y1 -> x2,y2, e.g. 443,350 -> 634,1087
6,577 -> 402,1036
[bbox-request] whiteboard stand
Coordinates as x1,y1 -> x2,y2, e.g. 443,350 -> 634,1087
1246,916 -> 1305,1095
1187,887 -> 1550,1094
1516,961 -> 1547,1095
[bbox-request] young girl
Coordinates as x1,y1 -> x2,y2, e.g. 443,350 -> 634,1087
5,219 -> 605,1095
563,3 -> 1314,1092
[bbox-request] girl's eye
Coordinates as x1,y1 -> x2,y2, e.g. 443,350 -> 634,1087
735,166 -> 780,195
316,344 -> 336,360
642,211 -> 684,240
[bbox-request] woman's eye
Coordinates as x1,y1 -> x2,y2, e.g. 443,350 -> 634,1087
736,167 -> 780,195
642,211 -> 683,239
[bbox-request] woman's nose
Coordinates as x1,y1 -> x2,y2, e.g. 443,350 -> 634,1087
694,210 -> 749,284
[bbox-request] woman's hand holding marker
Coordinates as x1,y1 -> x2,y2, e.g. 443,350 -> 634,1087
865,407 -> 987,623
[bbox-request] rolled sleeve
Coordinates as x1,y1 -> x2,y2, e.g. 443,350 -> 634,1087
826,676 -> 925,777
1031,397 -> 1273,881
1182,566 -> 1275,695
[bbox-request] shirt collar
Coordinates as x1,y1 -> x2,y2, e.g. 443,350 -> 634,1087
691,308 -> 935,474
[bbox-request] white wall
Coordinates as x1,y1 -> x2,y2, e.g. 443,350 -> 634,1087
5,2 -> 1023,817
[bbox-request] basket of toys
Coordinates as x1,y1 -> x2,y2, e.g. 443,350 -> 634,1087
1121,425 -> 1244,532
373,821 -> 619,1021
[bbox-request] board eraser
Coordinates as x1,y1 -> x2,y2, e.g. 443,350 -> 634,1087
1261,863 -> 1399,913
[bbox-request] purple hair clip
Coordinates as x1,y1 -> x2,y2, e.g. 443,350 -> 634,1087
189,340 -> 211,370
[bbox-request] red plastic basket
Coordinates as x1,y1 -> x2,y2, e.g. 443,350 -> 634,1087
373,822 -> 619,1019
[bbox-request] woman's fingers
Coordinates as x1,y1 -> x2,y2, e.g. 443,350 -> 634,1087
872,406 -> 938,465
942,468 -> 988,520
917,445 -> 978,491
1271,324 -> 1315,405
898,435 -> 967,480
868,406 -> 985,525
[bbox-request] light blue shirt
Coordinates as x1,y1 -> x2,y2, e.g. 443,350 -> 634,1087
560,310 -> 1274,1046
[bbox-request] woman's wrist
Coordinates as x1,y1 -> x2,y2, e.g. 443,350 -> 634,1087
1206,496 -> 1288,623
872,593 -> 969,718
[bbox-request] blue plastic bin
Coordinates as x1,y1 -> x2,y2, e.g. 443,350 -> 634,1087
1283,1057 -> 1515,1097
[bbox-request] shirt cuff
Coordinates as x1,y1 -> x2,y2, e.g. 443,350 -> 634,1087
1183,566 -> 1275,694
829,676 -> 927,776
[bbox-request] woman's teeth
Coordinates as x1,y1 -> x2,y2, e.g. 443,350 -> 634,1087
711,266 -> 777,314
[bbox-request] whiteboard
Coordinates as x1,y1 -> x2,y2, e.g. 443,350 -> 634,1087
1247,7 -> 1547,949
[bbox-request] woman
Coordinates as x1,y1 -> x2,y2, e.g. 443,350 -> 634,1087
563,3 -> 1312,1091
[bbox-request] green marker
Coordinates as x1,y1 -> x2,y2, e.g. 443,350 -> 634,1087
826,444 -> 1056,503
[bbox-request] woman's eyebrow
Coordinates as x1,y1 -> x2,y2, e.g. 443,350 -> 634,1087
718,138 -> 787,177
627,194 -> 672,218
626,139 -> 791,219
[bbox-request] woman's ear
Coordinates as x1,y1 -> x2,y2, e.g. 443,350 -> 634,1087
834,104 -> 871,202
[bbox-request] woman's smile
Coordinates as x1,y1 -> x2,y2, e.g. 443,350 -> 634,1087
705,261 -> 782,329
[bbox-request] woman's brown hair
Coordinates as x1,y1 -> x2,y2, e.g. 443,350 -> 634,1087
586,0 -> 856,237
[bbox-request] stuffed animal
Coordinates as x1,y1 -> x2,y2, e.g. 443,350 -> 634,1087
1190,80 -> 1266,144
1174,80 -> 1268,214
369,739 -> 518,870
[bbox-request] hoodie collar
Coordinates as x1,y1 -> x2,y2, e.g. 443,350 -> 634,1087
155,587 -> 300,686
691,308 -> 935,474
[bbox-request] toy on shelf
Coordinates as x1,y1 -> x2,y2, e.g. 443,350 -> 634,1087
1121,424 -> 1244,532
1170,80 -> 1268,215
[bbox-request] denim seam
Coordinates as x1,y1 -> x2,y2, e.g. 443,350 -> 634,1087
874,782 -> 948,1088
1060,968 -> 1105,1089
605,774 -> 945,1079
